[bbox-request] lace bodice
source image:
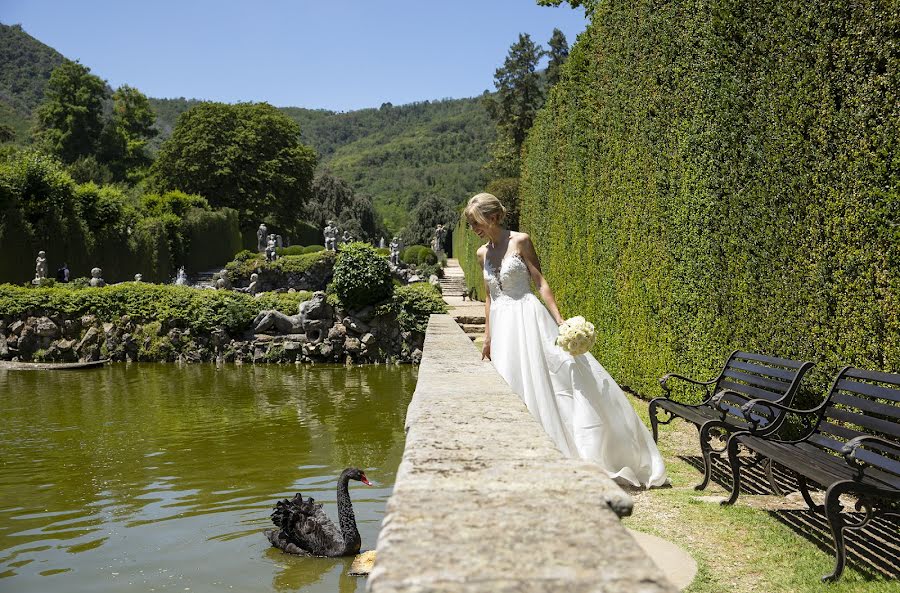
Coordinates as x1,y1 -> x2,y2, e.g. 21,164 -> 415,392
484,252 -> 532,301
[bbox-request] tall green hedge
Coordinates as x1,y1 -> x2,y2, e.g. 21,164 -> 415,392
452,213 -> 486,301
0,151 -> 241,283
520,0 -> 900,398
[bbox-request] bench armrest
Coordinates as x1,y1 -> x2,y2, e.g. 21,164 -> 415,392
659,372 -> 716,396
841,435 -> 900,477
738,397 -> 823,432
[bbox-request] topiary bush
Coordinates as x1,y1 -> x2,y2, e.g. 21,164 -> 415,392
401,245 -> 438,266
303,244 -> 325,254
376,283 -> 447,334
331,242 -> 393,309
276,245 -> 306,256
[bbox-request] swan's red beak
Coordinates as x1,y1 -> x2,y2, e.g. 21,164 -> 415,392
360,474 -> 372,486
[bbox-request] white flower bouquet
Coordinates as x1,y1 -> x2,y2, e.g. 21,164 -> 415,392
556,316 -> 596,356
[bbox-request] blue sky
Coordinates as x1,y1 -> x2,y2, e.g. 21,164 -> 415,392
3,1 -> 588,112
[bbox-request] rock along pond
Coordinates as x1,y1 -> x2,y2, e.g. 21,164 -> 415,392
0,363 -> 417,593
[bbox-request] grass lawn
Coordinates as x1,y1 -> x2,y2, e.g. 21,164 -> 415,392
624,393 -> 899,593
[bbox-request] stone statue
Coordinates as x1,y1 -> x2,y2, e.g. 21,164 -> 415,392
275,234 -> 283,249
257,224 -> 268,252
389,237 -> 401,266
379,236 -> 386,249
253,291 -> 332,336
134,273 -> 143,282
89,267 -> 106,288
175,267 -> 189,286
433,224 -> 447,256
341,230 -> 353,244
215,278 -> 226,290
33,250 -> 48,284
324,220 -> 338,251
265,234 -> 278,262
248,273 -> 259,296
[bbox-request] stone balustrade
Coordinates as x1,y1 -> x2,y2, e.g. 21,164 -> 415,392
368,314 -> 676,593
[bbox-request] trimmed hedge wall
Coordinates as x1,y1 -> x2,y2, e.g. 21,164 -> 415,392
520,0 -> 900,399
452,213 -> 486,301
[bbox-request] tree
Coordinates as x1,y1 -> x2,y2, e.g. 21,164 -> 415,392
403,194 -> 457,247
306,170 -> 386,241
536,0 -> 599,15
546,29 -> 569,88
99,85 -> 158,178
150,102 -> 317,230
483,33 -> 544,177
34,61 -> 108,163
0,124 -> 15,143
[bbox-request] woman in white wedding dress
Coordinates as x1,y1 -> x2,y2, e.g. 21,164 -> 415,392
466,193 -> 667,488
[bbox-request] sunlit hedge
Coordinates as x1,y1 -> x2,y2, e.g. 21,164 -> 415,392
520,0 -> 900,398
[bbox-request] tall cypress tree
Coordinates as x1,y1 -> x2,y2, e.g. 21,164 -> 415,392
546,28 -> 569,88
484,33 -> 544,177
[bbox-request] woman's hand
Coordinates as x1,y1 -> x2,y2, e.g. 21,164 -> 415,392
481,337 -> 491,361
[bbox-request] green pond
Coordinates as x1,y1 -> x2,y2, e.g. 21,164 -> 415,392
0,363 -> 417,593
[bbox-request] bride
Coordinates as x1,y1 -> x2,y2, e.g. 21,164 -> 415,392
466,193 -> 667,488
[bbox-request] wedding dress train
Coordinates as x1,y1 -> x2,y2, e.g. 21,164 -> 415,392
485,252 -> 667,488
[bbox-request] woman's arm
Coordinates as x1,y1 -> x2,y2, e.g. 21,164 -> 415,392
477,246 -> 492,360
518,234 -> 565,326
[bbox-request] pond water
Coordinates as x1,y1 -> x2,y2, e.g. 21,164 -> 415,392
0,363 -> 417,593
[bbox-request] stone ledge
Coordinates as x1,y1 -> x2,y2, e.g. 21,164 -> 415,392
368,314 -> 675,593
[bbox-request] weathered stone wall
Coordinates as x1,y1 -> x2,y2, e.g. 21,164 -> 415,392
368,315 -> 676,592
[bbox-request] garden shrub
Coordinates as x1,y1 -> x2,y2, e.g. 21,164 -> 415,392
376,283 -> 447,334
401,245 -> 437,265
331,242 -> 392,309
518,0 -> 900,400
302,244 -> 325,254
276,245 -> 306,256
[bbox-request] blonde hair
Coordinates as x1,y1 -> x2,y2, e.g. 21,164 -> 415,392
464,193 -> 507,226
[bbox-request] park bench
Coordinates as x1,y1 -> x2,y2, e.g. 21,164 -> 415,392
723,366 -> 900,582
649,350 -> 814,490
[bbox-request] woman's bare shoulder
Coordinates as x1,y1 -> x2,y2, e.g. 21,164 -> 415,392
476,244 -> 488,260
510,231 -> 533,249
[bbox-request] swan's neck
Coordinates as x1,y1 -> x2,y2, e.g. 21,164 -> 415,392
336,472 -> 361,554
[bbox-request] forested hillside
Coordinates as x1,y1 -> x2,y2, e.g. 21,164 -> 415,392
153,97 -> 494,232
0,22 -> 66,142
1,22 -> 492,235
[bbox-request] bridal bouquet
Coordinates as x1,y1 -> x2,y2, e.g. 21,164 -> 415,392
556,316 -> 596,356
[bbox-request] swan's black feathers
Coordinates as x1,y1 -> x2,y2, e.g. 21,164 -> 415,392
266,492 -> 343,556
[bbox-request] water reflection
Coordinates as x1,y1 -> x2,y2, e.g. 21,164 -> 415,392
0,363 -> 416,593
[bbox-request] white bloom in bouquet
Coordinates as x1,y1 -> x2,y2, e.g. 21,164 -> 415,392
556,316 -> 596,356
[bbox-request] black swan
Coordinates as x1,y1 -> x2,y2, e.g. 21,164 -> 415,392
264,468 -> 372,557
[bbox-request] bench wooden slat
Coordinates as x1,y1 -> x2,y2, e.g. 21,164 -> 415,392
836,379 -> 900,403
734,351 -> 807,369
721,368 -> 791,393
826,407 -> 900,440
845,367 -> 900,386
832,392 -> 900,420
794,442 -> 900,489
727,360 -> 798,382
818,421 -> 863,442
718,380 -> 785,402
855,448 -> 900,477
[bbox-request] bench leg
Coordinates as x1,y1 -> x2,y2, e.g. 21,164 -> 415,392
695,422 -> 724,491
822,481 -> 851,583
648,398 -> 674,443
796,475 -> 824,513
721,434 -> 744,505
764,457 -> 784,496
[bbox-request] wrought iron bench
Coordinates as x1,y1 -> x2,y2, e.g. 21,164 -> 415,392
649,350 -> 814,490
723,366 -> 900,582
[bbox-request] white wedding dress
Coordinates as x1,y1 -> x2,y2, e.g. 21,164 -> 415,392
485,252 -> 667,488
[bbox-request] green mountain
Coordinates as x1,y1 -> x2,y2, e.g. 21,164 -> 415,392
0,22 -> 493,234
152,98 -> 494,234
0,22 -> 67,142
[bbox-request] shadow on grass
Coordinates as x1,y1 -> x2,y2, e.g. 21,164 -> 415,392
679,454 -> 900,580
